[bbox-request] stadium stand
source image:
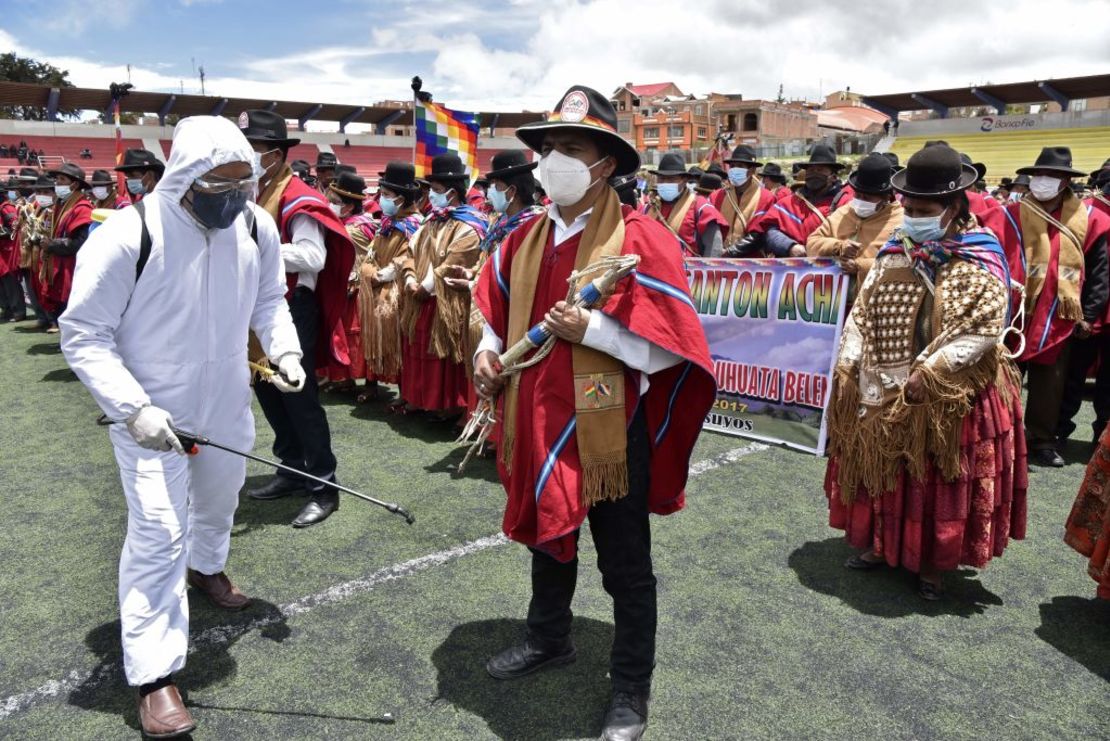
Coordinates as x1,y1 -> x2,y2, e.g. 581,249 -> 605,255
0,135 -> 145,173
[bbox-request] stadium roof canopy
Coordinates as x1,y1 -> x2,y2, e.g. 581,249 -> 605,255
0,81 -> 546,133
861,73 -> 1110,118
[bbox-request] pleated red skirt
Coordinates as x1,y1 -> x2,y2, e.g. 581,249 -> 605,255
399,298 -> 468,411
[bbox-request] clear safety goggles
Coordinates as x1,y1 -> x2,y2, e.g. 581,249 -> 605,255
192,175 -> 258,195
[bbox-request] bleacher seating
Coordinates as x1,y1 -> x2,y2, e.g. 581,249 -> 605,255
0,135 -> 145,175
888,127 -> 1110,184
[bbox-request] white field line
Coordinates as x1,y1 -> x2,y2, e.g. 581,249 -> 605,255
0,443 -> 766,720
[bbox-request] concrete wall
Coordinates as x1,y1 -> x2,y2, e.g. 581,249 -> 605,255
900,109 -> 1110,137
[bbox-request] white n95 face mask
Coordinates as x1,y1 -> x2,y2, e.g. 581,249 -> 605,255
850,198 -> 880,219
91,186 -> 109,201
539,150 -> 607,207
1029,175 -> 1063,202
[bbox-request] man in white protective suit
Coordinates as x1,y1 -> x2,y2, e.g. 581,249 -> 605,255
60,115 -> 305,739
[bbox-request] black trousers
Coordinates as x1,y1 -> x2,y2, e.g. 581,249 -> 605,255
0,272 -> 22,314
1025,344 -> 1072,452
254,287 -> 338,490
525,405 -> 656,693
1058,334 -> 1110,440
19,269 -> 47,322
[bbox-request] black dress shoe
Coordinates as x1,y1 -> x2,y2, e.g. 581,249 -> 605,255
1031,448 -> 1065,468
486,638 -> 576,680
292,489 -> 339,528
8,313 -> 26,323
247,475 -> 305,500
600,689 -> 649,741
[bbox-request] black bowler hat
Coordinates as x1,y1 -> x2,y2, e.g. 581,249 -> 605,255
880,152 -> 901,171
891,144 -> 977,196
89,169 -> 114,186
377,161 -> 420,196
425,153 -> 469,183
18,167 -> 39,182
758,162 -> 786,183
696,173 -> 723,195
335,163 -> 357,176
609,173 -> 638,207
1090,158 -> 1110,178
725,145 -> 762,166
1012,174 -> 1031,187
798,143 -> 844,171
47,161 -> 89,189
791,162 -> 806,175
707,163 -> 727,180
959,152 -> 987,180
998,177 -> 1013,188
329,170 -> 367,201
516,85 -> 641,176
924,140 -> 950,148
651,153 -> 690,177
485,150 -> 538,181
1017,146 -> 1086,177
237,109 -> 301,147
114,148 -> 165,174
686,165 -> 705,182
31,174 -> 55,190
290,159 -> 310,176
316,152 -> 339,171
847,153 -> 894,195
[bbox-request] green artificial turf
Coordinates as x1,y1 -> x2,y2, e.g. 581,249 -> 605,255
0,321 -> 1106,740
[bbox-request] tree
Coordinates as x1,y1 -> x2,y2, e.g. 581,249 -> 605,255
0,52 -> 78,120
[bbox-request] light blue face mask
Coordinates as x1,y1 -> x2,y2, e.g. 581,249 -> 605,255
54,184 -> 72,200
126,178 -> 146,196
6,190 -> 16,202
657,182 -> 682,202
428,188 -> 452,210
902,213 -> 951,244
379,193 -> 399,218
488,185 -> 510,213
728,168 -> 749,186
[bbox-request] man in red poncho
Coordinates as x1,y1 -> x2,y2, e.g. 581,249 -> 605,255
0,174 -> 22,320
42,162 -> 93,333
473,85 -> 716,741
238,110 -> 356,527
641,152 -> 728,256
711,145 -> 774,250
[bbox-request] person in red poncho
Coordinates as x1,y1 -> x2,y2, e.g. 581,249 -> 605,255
641,152 -> 728,256
473,85 -> 715,741
0,175 -> 22,321
711,145 -> 774,250
238,110 -> 356,528
999,146 -> 1110,467
42,162 -> 93,334
88,169 -> 131,210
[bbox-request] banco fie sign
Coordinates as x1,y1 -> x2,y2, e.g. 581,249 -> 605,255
980,116 -> 1039,132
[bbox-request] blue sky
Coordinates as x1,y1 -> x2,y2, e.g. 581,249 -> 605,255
2,0 -> 1108,118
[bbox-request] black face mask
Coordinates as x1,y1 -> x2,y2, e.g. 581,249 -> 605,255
190,187 -> 249,230
805,175 -> 829,193
1102,181 -> 1110,197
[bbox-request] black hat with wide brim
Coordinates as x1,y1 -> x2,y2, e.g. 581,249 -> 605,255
378,161 -> 421,196
515,85 -> 641,177
329,170 -> 367,201
1090,158 -> 1110,179
47,161 -> 89,189
847,153 -> 894,195
424,153 -> 469,183
724,145 -> 762,166
891,144 -> 978,196
959,152 -> 987,180
650,153 -> 690,177
114,148 -> 165,174
89,169 -> 114,186
485,150 -> 538,181
237,109 -> 301,147
1016,146 -> 1087,177
798,143 -> 844,171
757,162 -> 786,182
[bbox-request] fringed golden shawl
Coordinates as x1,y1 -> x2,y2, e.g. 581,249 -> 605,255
1020,192 -> 1088,322
358,216 -> 415,378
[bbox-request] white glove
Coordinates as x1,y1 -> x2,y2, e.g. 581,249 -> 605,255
126,405 -> 185,454
377,264 -> 397,283
270,353 -> 306,393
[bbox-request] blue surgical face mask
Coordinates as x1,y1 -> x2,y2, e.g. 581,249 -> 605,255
190,186 -> 249,230
428,188 -> 452,210
126,178 -> 146,196
379,193 -> 399,218
728,168 -> 749,186
657,182 -> 682,202
902,212 -> 951,244
6,190 -> 16,202
54,184 -> 72,200
488,185 -> 510,213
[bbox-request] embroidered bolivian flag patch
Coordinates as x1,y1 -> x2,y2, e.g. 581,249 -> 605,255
574,372 -> 624,412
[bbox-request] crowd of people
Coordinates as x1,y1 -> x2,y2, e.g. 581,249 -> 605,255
0,85 -> 1108,739
0,140 -> 47,166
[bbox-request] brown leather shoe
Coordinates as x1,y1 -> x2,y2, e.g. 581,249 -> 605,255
137,685 -> 196,738
187,569 -> 251,610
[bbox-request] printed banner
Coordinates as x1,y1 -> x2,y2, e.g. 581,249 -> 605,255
686,257 -> 850,454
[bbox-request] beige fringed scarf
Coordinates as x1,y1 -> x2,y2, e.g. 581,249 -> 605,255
358,216 -> 415,378
502,187 -> 629,507
719,181 -> 763,236
1020,192 -> 1088,322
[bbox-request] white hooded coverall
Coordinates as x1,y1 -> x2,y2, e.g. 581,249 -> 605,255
60,116 -> 301,686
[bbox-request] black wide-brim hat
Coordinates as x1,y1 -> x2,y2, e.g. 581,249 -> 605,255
1012,174 -> 1031,187
724,145 -> 762,166
959,153 -> 987,180
378,161 -> 420,195
425,153 -> 469,183
486,150 -> 538,181
696,173 -> 723,193
799,143 -> 844,171
316,152 -> 339,170
847,153 -> 894,195
891,144 -> 978,196
237,109 -> 301,147
651,153 -> 690,177
47,161 -> 89,189
31,174 -> 55,190
609,173 -> 637,196
329,170 -> 367,201
516,85 -> 641,177
1016,146 -> 1086,177
758,162 -> 785,182
1090,158 -> 1110,178
17,167 -> 39,182
114,148 -> 165,174
89,169 -> 114,186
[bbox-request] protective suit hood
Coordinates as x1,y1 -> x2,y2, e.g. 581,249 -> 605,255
156,115 -> 257,202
